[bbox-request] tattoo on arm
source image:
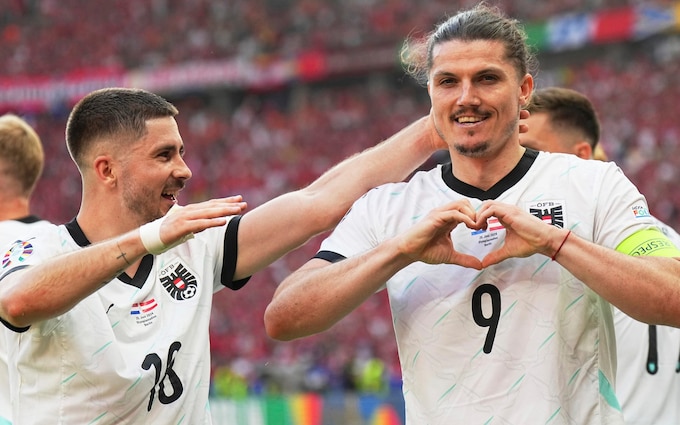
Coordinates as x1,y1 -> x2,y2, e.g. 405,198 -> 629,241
117,242 -> 132,266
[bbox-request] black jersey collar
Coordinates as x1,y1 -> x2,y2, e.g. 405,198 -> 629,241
13,215 -> 42,224
441,148 -> 538,200
64,217 -> 153,288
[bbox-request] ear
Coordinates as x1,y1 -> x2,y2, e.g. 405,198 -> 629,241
518,74 -> 534,107
92,155 -> 117,188
573,141 -> 593,160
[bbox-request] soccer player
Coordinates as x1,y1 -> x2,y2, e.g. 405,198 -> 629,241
0,87 -> 445,423
0,113 -> 52,425
521,86 -> 680,425
263,4 -> 680,424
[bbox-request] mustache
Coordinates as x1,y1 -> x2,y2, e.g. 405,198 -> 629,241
451,107 -> 490,119
164,179 -> 186,192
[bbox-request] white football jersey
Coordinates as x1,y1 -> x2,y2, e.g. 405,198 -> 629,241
614,218 -> 680,425
0,216 -> 246,424
0,216 -> 54,425
318,150 -> 657,424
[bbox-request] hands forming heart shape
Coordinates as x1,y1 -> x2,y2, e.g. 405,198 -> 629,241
396,199 -> 567,270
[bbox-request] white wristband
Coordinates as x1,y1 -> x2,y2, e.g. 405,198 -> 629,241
139,206 -> 194,255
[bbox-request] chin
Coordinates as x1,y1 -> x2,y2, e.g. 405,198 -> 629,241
453,141 -> 490,158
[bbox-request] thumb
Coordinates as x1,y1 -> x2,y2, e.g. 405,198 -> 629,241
450,252 -> 483,270
480,248 -> 509,268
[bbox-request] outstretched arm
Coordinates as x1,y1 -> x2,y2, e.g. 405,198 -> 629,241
0,197 -> 247,327
237,109 -> 531,280
233,115 -> 445,280
264,199 -> 483,340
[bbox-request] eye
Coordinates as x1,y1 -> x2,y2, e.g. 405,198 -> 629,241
480,74 -> 499,83
157,150 -> 172,160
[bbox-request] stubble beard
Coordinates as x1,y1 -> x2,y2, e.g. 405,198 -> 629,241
122,181 -> 164,225
453,133 -> 491,158
451,113 -> 520,159
434,123 -> 489,157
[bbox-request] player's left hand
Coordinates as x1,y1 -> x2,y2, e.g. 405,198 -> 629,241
475,200 -> 560,267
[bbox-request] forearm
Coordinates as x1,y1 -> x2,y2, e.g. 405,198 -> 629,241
0,229 -> 147,327
305,116 -> 437,227
264,240 -> 413,340
235,117 -> 437,279
554,232 -> 680,326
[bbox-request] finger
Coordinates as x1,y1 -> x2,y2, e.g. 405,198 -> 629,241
438,210 -> 478,230
519,109 -> 530,134
186,217 -> 230,234
474,203 -> 496,228
451,253 -> 483,270
458,199 -> 478,220
481,250 -> 509,268
182,196 -> 246,210
199,196 -> 246,208
437,200 -> 478,221
168,204 -> 248,227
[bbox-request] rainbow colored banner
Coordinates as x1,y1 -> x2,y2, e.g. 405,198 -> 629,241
209,393 -> 404,425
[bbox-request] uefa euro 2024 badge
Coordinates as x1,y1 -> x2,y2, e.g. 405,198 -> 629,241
2,239 -> 35,270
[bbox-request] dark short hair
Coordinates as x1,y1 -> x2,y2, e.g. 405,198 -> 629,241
527,87 -> 601,148
401,3 -> 538,86
66,87 -> 178,167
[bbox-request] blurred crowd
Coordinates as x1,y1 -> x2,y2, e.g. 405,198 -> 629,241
2,0 -> 670,77
3,0 -> 680,396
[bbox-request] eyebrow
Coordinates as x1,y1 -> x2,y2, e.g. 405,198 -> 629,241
431,67 -> 505,79
154,142 -> 185,154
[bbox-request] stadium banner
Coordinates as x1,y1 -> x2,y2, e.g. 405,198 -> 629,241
209,392 -> 404,425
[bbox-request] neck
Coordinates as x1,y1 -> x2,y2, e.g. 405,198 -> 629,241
0,196 -> 31,221
449,143 -> 526,191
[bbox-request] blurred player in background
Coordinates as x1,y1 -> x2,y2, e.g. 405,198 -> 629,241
521,86 -> 680,425
264,4 -> 680,424
0,113 -> 52,425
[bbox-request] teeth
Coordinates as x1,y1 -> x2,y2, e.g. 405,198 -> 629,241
457,116 -> 482,123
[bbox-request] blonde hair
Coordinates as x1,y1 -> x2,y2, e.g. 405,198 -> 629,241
0,114 -> 44,198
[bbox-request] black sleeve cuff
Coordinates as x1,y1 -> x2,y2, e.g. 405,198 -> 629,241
313,250 -> 346,263
220,215 -> 251,290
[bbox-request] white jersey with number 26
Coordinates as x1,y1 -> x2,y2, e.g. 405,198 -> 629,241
0,216 -> 243,424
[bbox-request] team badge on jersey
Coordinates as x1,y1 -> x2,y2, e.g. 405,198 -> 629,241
527,200 -> 566,228
159,259 -> 199,301
2,239 -> 35,269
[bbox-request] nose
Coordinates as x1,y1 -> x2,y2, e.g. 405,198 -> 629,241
457,81 -> 480,107
174,156 -> 192,181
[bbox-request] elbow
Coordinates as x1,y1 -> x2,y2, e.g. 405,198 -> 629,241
263,304 -> 297,341
0,292 -> 32,329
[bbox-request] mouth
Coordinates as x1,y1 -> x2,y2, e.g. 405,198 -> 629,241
453,115 -> 487,125
162,181 -> 185,204
161,192 -> 178,203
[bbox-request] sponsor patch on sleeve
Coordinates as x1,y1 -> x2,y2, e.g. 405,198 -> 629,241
631,205 -> 652,219
2,239 -> 35,269
616,228 -> 680,257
